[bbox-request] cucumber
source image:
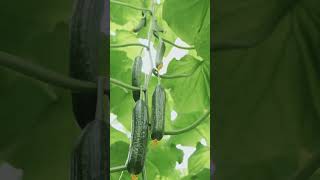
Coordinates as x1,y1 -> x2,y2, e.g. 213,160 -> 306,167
133,16 -> 146,33
70,119 -> 108,180
69,0 -> 105,129
155,39 -> 165,70
151,85 -> 166,141
131,56 -> 143,101
126,100 -> 149,175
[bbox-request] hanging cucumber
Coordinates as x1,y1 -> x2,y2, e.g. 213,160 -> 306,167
69,0 -> 105,129
133,14 -> 146,33
151,85 -> 166,141
70,119 -> 108,180
71,77 -> 108,180
155,39 -> 165,70
126,99 -> 149,176
131,56 -> 143,101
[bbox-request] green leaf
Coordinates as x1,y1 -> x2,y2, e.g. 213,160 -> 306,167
110,0 -> 143,28
181,168 -> 210,180
0,0 -> 72,52
168,130 -> 203,147
214,0 -> 320,179
195,8 -> 210,61
163,0 -> 210,44
167,111 -> 210,147
111,128 -> 129,145
163,55 -> 210,113
110,50 -> 134,130
3,92 -> 80,180
110,141 -> 130,180
111,30 -> 142,59
188,143 -> 210,175
0,23 -> 81,180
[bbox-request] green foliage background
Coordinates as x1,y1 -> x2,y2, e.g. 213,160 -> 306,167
110,0 -> 210,179
213,0 -> 320,179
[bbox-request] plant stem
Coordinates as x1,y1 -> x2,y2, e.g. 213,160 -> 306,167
110,0 -> 152,14
111,43 -> 149,49
164,111 -> 210,135
110,78 -> 141,91
142,166 -> 147,180
152,68 -> 194,79
0,51 -> 96,92
291,152 -> 320,180
143,0 -> 156,89
153,33 -> 195,50
152,59 -> 203,79
95,77 -> 106,121
110,165 -> 127,173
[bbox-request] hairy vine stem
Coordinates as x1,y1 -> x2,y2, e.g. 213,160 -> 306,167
153,33 -> 195,50
110,0 -> 152,14
110,165 -> 127,173
110,78 -> 141,91
164,111 -> 210,135
111,43 -> 149,50
0,51 -> 96,92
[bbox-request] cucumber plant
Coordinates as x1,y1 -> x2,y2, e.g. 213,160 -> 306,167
69,0 -> 105,129
70,77 -> 109,180
0,0 -> 209,179
110,0 -> 210,179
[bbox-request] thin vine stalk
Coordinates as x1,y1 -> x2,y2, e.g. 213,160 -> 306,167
143,0 -> 156,90
111,43 -> 149,50
110,78 -> 141,91
152,59 -> 203,79
0,51 -> 96,92
153,33 -> 195,50
152,68 -> 194,79
164,111 -> 210,135
110,165 -> 127,173
110,0 -> 152,14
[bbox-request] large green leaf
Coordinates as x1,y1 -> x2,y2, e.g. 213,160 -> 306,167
110,0 -> 143,28
214,0 -> 320,179
163,55 -> 210,113
0,0 -> 73,52
163,0 -> 210,44
110,50 -> 134,130
188,143 -> 210,175
5,92 -> 80,180
0,21 -> 83,180
110,141 -> 130,180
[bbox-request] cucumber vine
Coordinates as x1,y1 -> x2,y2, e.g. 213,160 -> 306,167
110,0 -> 210,179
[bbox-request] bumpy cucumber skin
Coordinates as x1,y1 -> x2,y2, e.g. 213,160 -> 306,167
70,119 -> 108,180
131,56 -> 143,101
127,100 -> 149,175
69,0 -> 105,129
155,39 -> 166,69
151,85 -> 166,140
